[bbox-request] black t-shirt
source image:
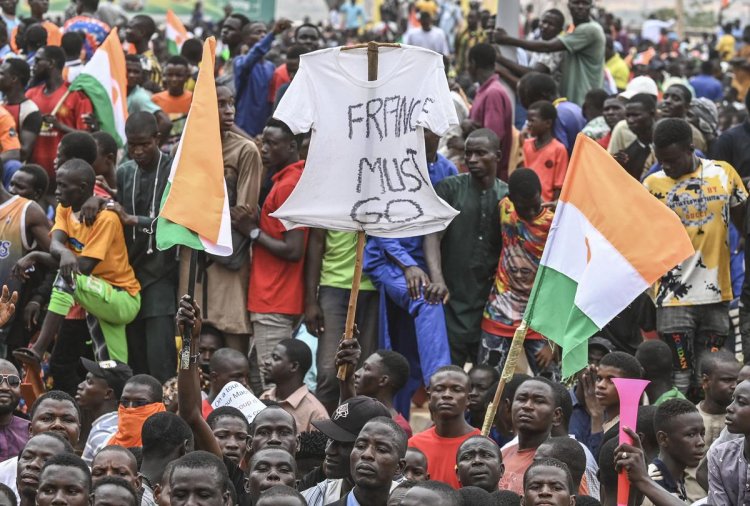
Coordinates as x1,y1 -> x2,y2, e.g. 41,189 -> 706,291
224,456 -> 250,506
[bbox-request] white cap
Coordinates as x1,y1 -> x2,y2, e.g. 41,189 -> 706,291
619,75 -> 659,99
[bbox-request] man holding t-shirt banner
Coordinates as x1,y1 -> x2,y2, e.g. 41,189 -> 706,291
13,159 -> 141,369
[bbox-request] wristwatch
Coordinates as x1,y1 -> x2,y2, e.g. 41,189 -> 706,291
249,228 -> 261,242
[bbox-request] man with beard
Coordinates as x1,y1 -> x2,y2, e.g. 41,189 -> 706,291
0,360 -> 27,462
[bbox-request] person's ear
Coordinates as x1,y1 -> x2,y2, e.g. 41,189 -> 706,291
222,490 -> 231,506
295,433 -> 301,453
89,492 -> 95,506
153,483 -> 163,504
498,462 -> 505,480
656,429 -> 668,447
701,373 -> 709,390
289,360 -> 300,374
103,386 -> 115,401
396,458 -> 405,478
570,495 -> 576,506
378,374 -> 389,388
134,474 -> 142,490
210,370 -> 218,382
552,406 -> 563,428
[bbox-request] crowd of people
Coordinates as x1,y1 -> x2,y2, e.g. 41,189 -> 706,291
1,0 -> 750,504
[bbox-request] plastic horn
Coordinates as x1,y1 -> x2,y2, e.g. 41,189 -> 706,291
611,378 -> 650,506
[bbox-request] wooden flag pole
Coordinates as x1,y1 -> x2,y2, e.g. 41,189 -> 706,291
180,249 -> 198,370
482,320 -> 528,435
335,41 -> 398,381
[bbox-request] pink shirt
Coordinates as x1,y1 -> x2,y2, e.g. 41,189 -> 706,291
469,74 -> 513,180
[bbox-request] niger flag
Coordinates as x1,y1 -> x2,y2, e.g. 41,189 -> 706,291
166,10 -> 190,55
156,37 -> 232,256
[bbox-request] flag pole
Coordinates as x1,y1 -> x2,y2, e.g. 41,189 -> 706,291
180,249 -> 198,370
482,320 -> 528,435
336,40 -> 383,381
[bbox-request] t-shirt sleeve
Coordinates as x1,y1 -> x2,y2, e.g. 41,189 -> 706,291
21,110 -> 42,134
435,175 -> 458,204
81,211 -> 119,261
559,23 -> 596,54
273,63 -> 315,134
415,61 -> 459,137
725,162 -> 749,207
0,112 -> 20,152
553,144 -> 569,190
51,205 -> 70,234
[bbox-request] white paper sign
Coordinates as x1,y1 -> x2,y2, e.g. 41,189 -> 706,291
210,381 -> 266,423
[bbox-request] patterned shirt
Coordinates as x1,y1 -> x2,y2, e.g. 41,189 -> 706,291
708,437 -> 750,505
644,159 -> 748,307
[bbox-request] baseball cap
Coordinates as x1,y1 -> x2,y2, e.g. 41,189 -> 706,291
312,396 -> 391,443
589,336 -> 614,354
619,75 -> 659,99
80,358 -> 133,399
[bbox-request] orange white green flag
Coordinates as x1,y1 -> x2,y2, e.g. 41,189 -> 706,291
524,134 -> 694,378
156,36 -> 232,256
68,29 -> 127,146
166,10 -> 190,55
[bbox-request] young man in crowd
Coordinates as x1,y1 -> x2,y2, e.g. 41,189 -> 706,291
534,437 -> 590,497
660,83 -> 708,152
13,159 -> 140,368
643,399 -> 706,505
90,445 -> 140,490
246,448 -> 297,505
216,13 -> 250,91
0,360 -> 27,463
400,481 -> 462,506
140,413 -> 194,506
260,338 -> 328,432
0,58 -> 41,162
268,24 -> 321,103
152,56 -> 192,149
612,93 -> 657,179
108,374 -> 165,449
480,168 -> 555,378
124,55 -> 171,142
698,350 -> 740,447
466,365 -> 499,433
408,366 -> 480,488
124,15 -> 161,89
91,131 -> 117,194
645,118 -> 747,394
523,103 -> 569,203
168,452 -> 232,506
92,477 -> 138,506
76,358 -> 132,465
15,432 -> 75,506
403,447 -> 429,482
636,340 -> 687,405
500,377 -> 562,494
493,0 -> 605,106
25,45 -> 92,185
521,458 -> 578,506
203,348 -> 250,418
424,129 -> 508,368
35,454 -> 91,506
455,435 -> 504,492
61,32 -> 83,84
598,96 -> 627,149
234,118 -> 306,388
62,0 -> 110,58
205,406 -> 249,465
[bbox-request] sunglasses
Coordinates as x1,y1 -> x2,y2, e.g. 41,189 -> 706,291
0,375 -> 21,388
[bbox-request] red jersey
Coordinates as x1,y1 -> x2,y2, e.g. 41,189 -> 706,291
26,83 -> 93,178
408,427 -> 480,488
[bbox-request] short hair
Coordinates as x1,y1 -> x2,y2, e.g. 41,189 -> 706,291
78,0 -> 99,13
17,164 -> 48,195
700,350 -> 740,376
466,127 -> 500,152
30,390 -> 80,422
206,406 -> 249,432
538,437 -> 586,486
92,476 -> 137,506
492,490 -> 523,506
627,93 -> 657,112
127,447 -> 142,469
209,347 -> 248,374
0,483 -> 16,506
519,72 -> 557,102
40,453 -> 91,492
653,398 -> 699,435
131,14 -> 156,37
285,45 -> 309,61
523,457 -> 574,494
549,381 -> 573,430
294,23 -> 321,39
576,496 -> 602,506
169,451 -> 229,493
411,481 -> 461,504
508,167 -> 542,199
249,405 -> 297,435
141,412 -> 193,459
256,484 -> 305,504
60,32 -> 83,58
376,349 -> 410,391
468,43 -> 496,69
515,377 -> 557,403
584,88 -> 609,110
4,58 -> 30,87
93,445 -> 138,471
278,339 -> 313,376
457,435 -> 501,463
469,364 -> 500,384
458,486 -> 493,503
249,448 -> 297,473
429,365 -> 469,388
92,131 -> 118,157
635,340 -> 673,381
599,351 -> 642,379
125,374 -> 163,403
543,8 -> 565,27
502,374 -> 531,404
59,131 -> 98,164
365,416 -> 408,457
58,159 -> 95,188
25,24 -> 48,48
227,13 -> 250,28
636,404 -> 658,450
124,53 -> 143,69
653,118 -> 694,150
265,117 -> 295,140
41,45 -> 65,70
700,60 -> 714,75
668,83 -> 692,104
528,100 -> 558,122
597,436 -> 619,490
165,55 -> 190,68
29,431 -> 75,453
180,38 -> 203,62
125,110 -> 158,137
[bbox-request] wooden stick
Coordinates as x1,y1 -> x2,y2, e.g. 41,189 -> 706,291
50,89 -> 71,117
481,320 -> 528,435
180,249 -> 198,370
336,230 -> 367,380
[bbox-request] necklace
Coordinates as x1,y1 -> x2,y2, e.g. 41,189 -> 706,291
131,151 -> 163,254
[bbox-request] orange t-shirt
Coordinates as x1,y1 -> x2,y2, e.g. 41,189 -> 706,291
499,444 -> 536,495
52,206 -> 141,296
408,427 -> 481,489
152,91 -> 193,116
10,21 -> 62,53
522,137 -> 569,202
0,106 -> 20,153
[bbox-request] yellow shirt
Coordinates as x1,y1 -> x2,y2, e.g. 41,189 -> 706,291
643,159 -> 747,307
53,206 -> 141,296
716,34 -> 736,61
606,54 -> 630,91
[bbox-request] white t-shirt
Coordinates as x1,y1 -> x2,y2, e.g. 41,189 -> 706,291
273,45 -> 459,238
403,27 -> 450,55
0,456 -> 19,503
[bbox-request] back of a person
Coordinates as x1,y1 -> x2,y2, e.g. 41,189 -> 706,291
523,137 -> 568,202
555,100 -> 586,152
63,14 -> 110,58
